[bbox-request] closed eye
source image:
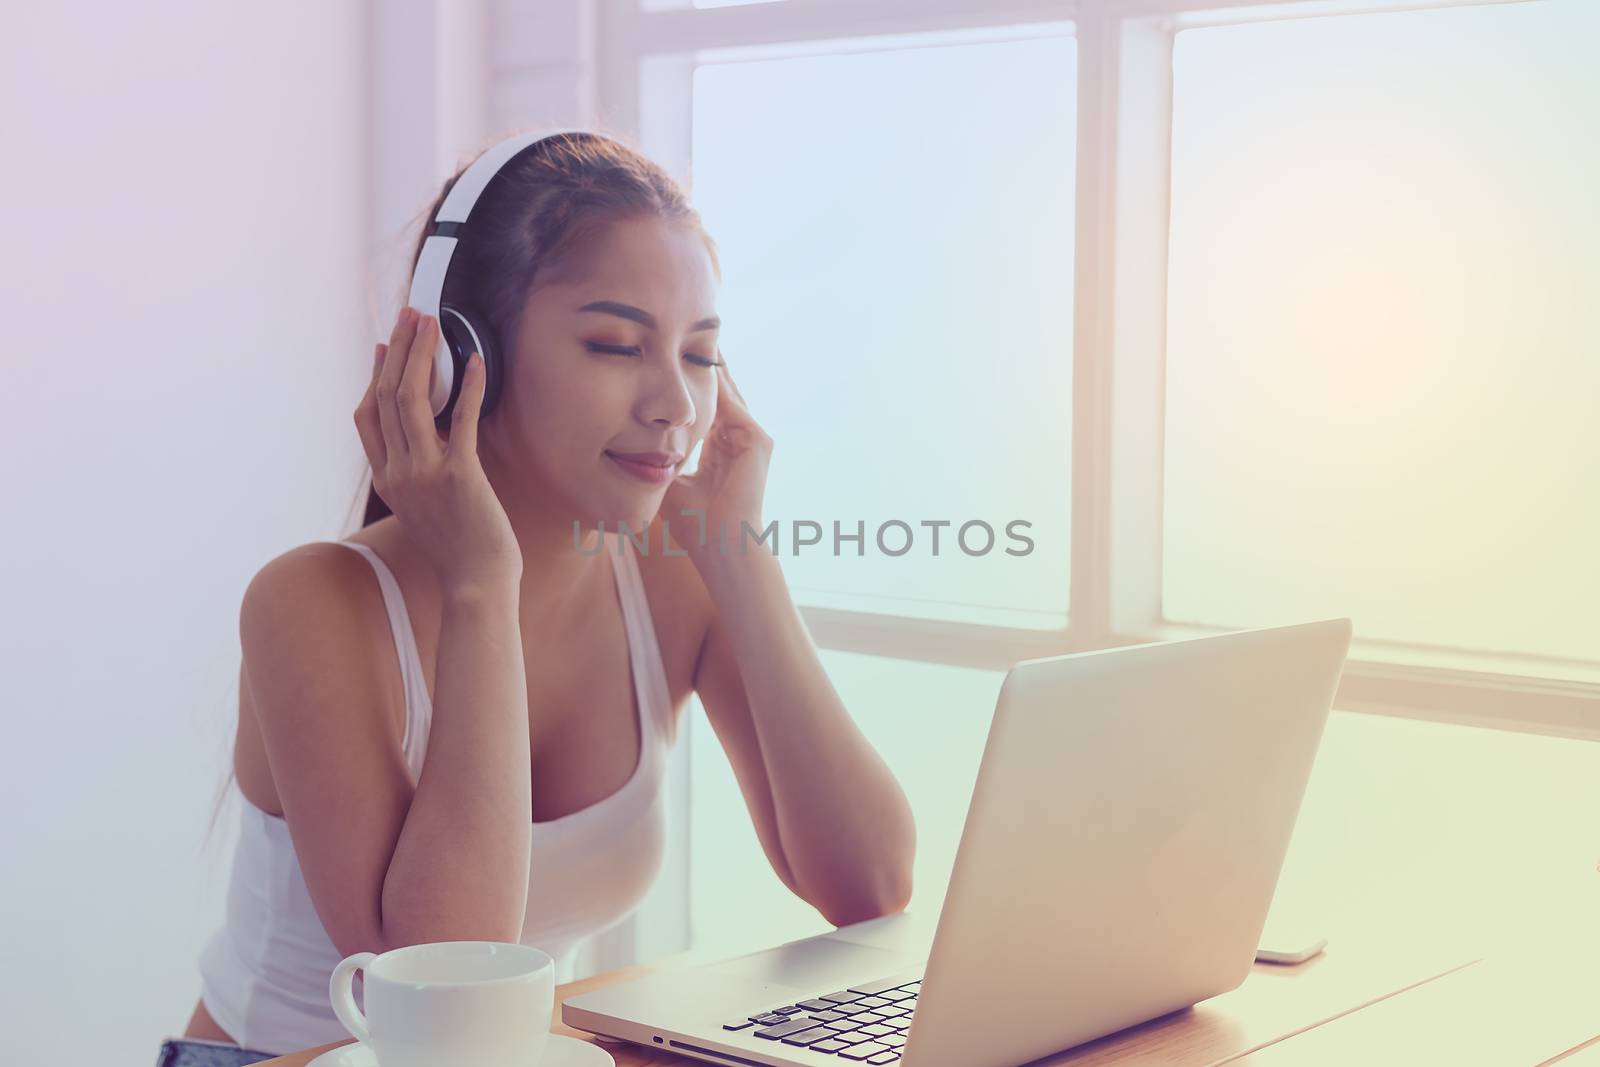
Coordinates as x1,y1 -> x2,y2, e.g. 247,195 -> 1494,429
585,342 -> 723,367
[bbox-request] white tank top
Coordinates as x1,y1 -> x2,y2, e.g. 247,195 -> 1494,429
197,535 -> 675,1055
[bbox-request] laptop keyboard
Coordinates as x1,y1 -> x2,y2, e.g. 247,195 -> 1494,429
721,975 -> 920,1063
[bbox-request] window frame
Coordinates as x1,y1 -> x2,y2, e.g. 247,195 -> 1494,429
584,0 -> 1599,740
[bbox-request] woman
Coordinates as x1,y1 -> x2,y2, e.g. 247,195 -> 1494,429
167,130 -> 915,1064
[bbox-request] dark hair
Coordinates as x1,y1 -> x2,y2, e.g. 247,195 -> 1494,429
354,128 -> 720,529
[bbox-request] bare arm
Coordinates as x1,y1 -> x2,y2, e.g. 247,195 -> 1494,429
665,350 -> 914,927
247,306 -> 532,956
242,547 -> 529,958
693,546 -> 916,927
380,578 -> 531,944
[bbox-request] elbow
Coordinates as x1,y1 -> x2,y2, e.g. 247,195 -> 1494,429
819,803 -> 916,927
371,917 -> 525,957
371,882 -> 528,956
363,876 -> 524,959
347,909 -> 523,959
818,861 -> 914,929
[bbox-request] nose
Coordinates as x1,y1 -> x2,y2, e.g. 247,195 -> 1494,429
637,357 -> 698,431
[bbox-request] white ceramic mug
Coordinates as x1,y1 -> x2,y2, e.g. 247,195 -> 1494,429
329,941 -> 555,1067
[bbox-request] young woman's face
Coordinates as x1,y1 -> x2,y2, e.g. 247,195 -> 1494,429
485,214 -> 721,530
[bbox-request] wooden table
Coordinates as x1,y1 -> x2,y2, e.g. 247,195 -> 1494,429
261,919 -> 1599,1066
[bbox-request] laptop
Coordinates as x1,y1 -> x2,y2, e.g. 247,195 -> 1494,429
563,618 -> 1353,1067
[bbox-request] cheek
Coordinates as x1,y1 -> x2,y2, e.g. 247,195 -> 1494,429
521,362 -> 619,426
500,370 -> 594,458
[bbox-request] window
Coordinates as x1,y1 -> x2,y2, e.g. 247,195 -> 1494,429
1163,1 -> 1600,672
570,0 -> 1598,971
596,0 -> 1599,729
688,652 -> 1005,959
689,28 -> 1077,628
690,653 -> 1600,965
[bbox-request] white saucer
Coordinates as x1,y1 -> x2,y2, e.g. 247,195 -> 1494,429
307,1033 -> 615,1067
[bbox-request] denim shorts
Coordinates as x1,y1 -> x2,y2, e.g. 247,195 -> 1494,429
155,1037 -> 279,1067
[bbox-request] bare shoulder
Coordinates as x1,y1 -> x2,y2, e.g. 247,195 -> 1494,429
240,541 -> 387,662
234,540 -> 408,811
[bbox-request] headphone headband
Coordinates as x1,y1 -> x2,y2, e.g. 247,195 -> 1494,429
409,127 -> 589,416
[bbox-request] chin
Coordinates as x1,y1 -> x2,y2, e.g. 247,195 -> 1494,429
569,494 -> 662,536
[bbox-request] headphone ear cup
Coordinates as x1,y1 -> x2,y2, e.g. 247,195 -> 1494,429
436,304 -> 502,428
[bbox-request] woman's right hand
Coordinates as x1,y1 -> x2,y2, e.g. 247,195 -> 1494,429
354,306 -> 522,592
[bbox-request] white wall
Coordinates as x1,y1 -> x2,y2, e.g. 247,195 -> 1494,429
0,3 -> 371,1060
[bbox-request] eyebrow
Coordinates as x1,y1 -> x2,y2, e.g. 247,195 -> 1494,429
577,300 -> 720,333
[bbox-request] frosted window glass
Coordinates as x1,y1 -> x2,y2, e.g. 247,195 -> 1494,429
691,33 -> 1077,628
688,653 -> 1600,965
1163,1 -> 1600,663
689,651 -> 1006,961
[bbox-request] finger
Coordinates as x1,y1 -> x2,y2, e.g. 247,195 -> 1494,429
354,403 -> 387,478
377,308 -> 418,457
353,343 -> 389,471
445,351 -> 485,461
364,340 -> 387,403
715,359 -> 752,417
398,314 -> 444,462
716,351 -> 746,402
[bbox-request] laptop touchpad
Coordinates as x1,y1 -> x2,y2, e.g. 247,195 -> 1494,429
706,939 -> 909,992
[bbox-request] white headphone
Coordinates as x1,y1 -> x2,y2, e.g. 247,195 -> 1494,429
407,127 -> 589,422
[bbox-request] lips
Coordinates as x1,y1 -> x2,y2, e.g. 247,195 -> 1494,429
604,449 -> 684,486
605,450 -> 684,467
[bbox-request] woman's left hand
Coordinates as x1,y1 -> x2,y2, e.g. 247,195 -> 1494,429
662,349 -> 773,558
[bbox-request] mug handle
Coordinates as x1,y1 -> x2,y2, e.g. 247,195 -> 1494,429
329,951 -> 377,1045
